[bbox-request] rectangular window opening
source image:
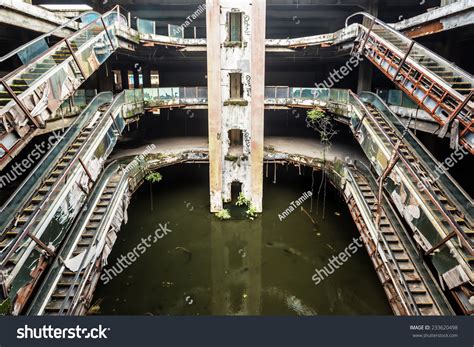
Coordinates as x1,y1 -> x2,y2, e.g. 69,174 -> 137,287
228,12 -> 242,42
150,70 -> 160,87
229,73 -> 243,99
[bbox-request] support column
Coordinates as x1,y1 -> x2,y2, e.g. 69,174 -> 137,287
133,69 -> 140,89
206,0 -> 266,213
357,0 -> 379,93
142,65 -> 152,88
121,69 -> 129,90
206,0 -> 223,212
97,63 -> 114,92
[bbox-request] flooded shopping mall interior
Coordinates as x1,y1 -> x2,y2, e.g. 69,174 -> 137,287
0,0 -> 472,316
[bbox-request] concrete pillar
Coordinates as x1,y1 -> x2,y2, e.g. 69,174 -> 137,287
97,63 -> 114,92
357,0 -> 379,93
133,70 -> 140,89
206,0 -> 266,212
142,65 -> 152,88
121,69 -> 129,90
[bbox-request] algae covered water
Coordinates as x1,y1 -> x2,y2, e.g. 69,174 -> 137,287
92,164 -> 391,315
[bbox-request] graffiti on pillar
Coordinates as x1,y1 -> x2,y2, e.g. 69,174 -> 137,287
243,14 -> 250,36
243,130 -> 251,154
244,74 -> 252,98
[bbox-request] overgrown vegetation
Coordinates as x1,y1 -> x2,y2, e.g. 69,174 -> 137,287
215,209 -> 232,220
245,205 -> 258,220
306,108 -> 338,147
306,107 -> 338,219
145,172 -> 163,183
235,192 -> 259,220
0,298 -> 11,315
235,192 -> 251,207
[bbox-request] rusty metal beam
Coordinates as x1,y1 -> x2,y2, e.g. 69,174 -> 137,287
78,157 -> 94,183
27,232 -> 56,258
65,39 -> 87,79
392,41 -> 415,82
0,80 -> 40,129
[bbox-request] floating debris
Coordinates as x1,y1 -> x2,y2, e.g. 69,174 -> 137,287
300,206 -> 317,225
173,246 -> 192,262
161,281 -> 174,288
87,299 -> 102,315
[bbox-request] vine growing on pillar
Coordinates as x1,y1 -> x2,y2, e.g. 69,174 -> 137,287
306,107 -> 338,219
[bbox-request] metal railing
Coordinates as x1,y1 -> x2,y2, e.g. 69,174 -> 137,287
360,91 -> 473,223
346,161 -> 421,315
0,92 -> 112,223
0,92 -> 125,267
345,12 -> 474,89
0,11 -> 100,63
349,90 -> 473,254
60,163 -> 128,315
0,6 -> 126,162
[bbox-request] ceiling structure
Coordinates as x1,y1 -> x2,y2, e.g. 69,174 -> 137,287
32,0 -> 442,38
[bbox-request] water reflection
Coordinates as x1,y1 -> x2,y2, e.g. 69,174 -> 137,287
92,164 -> 391,315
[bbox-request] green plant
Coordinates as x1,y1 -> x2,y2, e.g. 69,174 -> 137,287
306,107 -> 326,124
306,107 -> 337,147
145,172 -> 163,183
215,209 -> 231,220
235,192 -> 251,207
246,205 -> 258,220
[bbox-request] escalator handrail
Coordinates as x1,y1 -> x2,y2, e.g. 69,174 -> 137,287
349,90 -> 473,252
359,91 -> 473,213
345,12 -> 474,84
0,6 -> 120,84
0,11 -> 101,63
345,163 -> 421,315
0,92 -> 119,266
0,92 -> 113,216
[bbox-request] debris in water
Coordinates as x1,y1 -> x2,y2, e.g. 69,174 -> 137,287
173,246 -> 192,262
284,248 -> 299,256
301,206 -> 317,225
185,295 -> 194,305
161,281 -> 174,288
334,212 -> 341,216
87,299 -> 102,315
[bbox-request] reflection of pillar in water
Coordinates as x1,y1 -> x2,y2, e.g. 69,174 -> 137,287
210,218 -> 262,315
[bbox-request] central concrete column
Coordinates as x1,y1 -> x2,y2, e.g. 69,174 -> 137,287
206,0 -> 266,212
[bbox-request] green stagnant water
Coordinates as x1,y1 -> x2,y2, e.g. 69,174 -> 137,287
92,164 -> 391,315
